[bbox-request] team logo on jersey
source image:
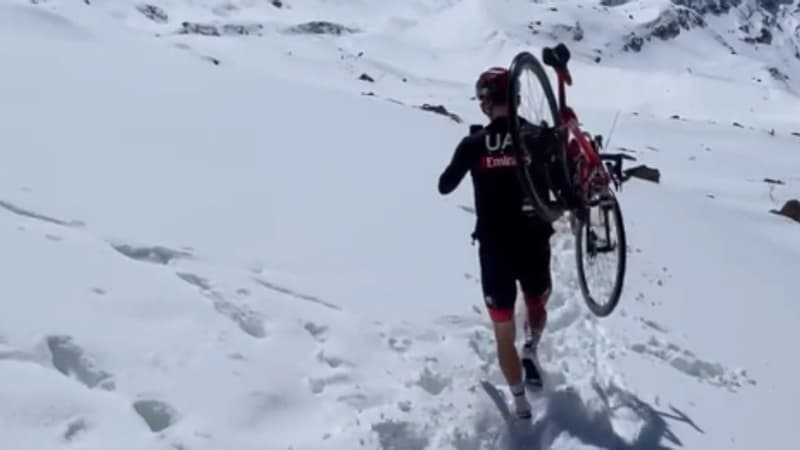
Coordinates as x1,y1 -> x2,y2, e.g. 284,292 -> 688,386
485,132 -> 513,152
481,155 -> 517,169
481,132 -> 516,169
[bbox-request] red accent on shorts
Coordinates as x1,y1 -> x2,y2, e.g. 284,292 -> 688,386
487,305 -> 514,322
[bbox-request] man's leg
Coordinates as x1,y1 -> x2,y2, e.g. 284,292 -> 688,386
517,233 -> 553,389
479,243 -> 531,418
524,286 -> 550,345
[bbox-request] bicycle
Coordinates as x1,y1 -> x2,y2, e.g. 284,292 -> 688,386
506,43 -> 634,317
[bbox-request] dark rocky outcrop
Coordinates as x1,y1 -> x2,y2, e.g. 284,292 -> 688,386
178,22 -> 264,36
136,4 -> 168,23
767,66 -> 789,81
671,0 -> 742,15
419,104 -> 462,123
622,0 -> 798,55
771,199 -> 800,223
284,21 -> 359,35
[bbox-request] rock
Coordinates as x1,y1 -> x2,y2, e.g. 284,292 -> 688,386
768,66 -> 789,81
271,0 -> 283,7
764,177 -> 785,185
359,73 -> 375,82
791,131 -> 800,137
179,22 -> 219,36
649,8 -> 704,40
623,33 -> 644,52
671,0 -> 742,16
136,4 -> 168,23
744,28 -> 773,44
285,21 -> 358,35
419,104 -> 462,123
203,56 -> 221,66
221,23 -> 264,35
178,22 -> 264,36
732,122 -> 744,128
624,165 -> 661,183
757,0 -> 794,15
771,199 -> 800,223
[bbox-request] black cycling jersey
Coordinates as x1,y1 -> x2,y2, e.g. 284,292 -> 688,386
438,116 -> 554,243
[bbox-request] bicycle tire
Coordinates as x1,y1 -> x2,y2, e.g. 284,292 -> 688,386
575,190 -> 627,317
507,51 -> 567,224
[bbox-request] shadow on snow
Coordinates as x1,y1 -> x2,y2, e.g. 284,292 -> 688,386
481,378 -> 704,450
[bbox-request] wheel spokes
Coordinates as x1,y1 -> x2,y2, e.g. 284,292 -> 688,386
580,204 -> 621,304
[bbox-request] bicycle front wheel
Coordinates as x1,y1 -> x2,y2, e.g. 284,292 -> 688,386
575,189 -> 627,317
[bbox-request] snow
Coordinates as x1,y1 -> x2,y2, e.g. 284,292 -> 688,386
0,0 -> 798,449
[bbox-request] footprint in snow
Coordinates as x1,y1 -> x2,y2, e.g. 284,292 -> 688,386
369,420 -> 430,450
111,241 -> 191,265
303,321 -> 330,342
46,335 -> 115,391
307,372 -> 353,395
62,419 -> 88,442
316,349 -> 354,369
410,367 -> 449,396
133,398 -> 179,433
630,336 -> 757,391
177,272 -> 268,339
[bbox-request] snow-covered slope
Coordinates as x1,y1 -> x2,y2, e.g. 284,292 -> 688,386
1,0 -> 798,449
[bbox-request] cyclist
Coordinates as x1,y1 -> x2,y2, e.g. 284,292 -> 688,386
437,66 -> 558,419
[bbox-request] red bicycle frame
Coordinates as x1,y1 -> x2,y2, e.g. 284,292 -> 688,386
554,69 -> 601,166
551,65 -> 610,199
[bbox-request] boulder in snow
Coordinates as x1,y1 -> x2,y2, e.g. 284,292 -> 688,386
136,4 -> 168,23
419,104 -> 462,123
771,199 -> 800,223
285,21 -> 358,35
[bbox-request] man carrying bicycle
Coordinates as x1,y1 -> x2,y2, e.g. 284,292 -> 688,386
438,66 -> 558,419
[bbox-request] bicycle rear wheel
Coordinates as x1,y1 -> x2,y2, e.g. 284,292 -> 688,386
575,189 -> 627,317
507,51 -> 568,223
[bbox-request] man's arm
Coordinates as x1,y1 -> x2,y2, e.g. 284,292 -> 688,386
438,137 -> 474,195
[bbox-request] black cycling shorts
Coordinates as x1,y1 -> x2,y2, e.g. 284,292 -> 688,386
478,232 -> 552,321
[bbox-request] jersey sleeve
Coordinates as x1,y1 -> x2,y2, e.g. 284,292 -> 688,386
438,137 -> 475,195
